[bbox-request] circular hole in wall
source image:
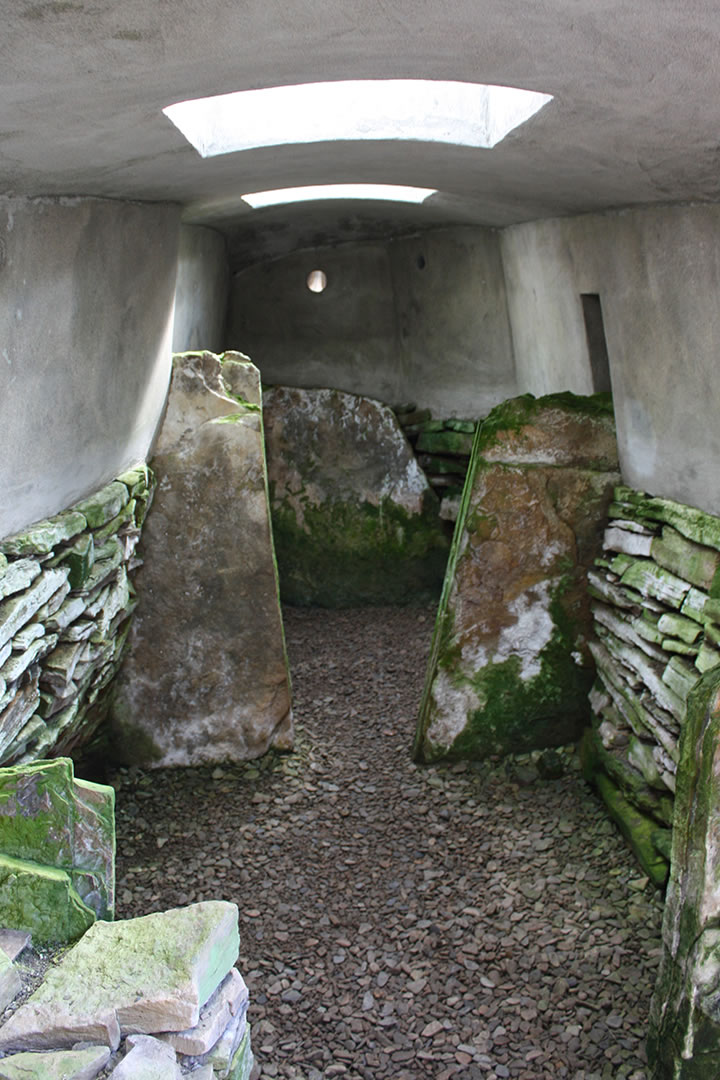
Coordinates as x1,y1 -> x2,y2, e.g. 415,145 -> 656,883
417,254 -> 426,270
306,269 -> 327,293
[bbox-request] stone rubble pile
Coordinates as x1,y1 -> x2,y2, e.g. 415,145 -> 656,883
393,405 -> 477,521
582,484 -> 720,886
0,902 -> 254,1080
0,467 -> 153,768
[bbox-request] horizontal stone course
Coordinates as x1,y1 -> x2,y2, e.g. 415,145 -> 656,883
584,484 -> 720,883
0,469 -> 154,767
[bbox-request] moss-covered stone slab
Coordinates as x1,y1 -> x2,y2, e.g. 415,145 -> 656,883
592,773 -> 669,886
263,386 -> 449,607
0,758 -> 115,920
72,484 -> 129,530
0,901 -> 239,1052
227,1026 -> 254,1080
0,514 -> 87,558
111,352 -> 292,767
651,525 -> 720,593
415,430 -> 474,456
0,561 -> 42,603
0,855 -> 95,944
414,392 -> 619,763
647,668 -> 720,1078
0,1045 -> 110,1080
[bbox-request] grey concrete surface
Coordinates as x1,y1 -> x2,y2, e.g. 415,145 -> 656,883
0,196 -> 180,540
172,225 -> 229,354
228,227 -> 516,417
501,204 -> 720,518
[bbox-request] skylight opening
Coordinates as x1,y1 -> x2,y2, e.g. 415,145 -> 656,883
241,184 -> 437,209
163,80 -> 553,159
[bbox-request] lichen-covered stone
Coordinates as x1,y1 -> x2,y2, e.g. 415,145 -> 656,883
0,1045 -> 110,1080
414,392 -> 619,763
263,386 -> 449,607
0,561 -> 42,602
647,668 -> 720,1078
72,484 -> 129,530
0,570 -> 69,652
0,855 -> 96,944
0,902 -> 239,1051
111,352 -> 292,767
0,758 -> 115,920
0,514 -> 87,558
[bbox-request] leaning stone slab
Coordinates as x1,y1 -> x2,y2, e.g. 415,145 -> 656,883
0,929 -> 30,962
0,855 -> 95,944
160,968 -> 248,1055
220,352 -> 261,407
263,385 -> 449,607
0,514 -> 86,558
0,678 -> 41,761
111,352 -> 293,767
0,570 -> 69,652
226,1026 -> 254,1080
0,902 -> 239,1052
0,758 -> 115,919
109,1034 -> 181,1079
648,667 -> 720,1078
0,1045 -> 110,1080
414,391 -> 619,763
0,948 -> 21,1013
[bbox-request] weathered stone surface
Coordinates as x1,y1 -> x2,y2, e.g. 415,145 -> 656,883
0,1045 -> 110,1080
263,385 -> 449,607
73,484 -> 129,530
0,514 -> 86,558
226,1027 -> 253,1080
0,948 -> 21,1013
603,525 -> 654,557
160,968 -> 247,1055
110,1035 -> 181,1079
615,485 -> 720,553
652,525 -> 720,593
0,929 -> 31,962
0,902 -> 239,1052
0,758 -> 115,920
111,352 -> 292,767
0,562 -> 42,603
0,679 -> 41,761
648,668 -> 720,1078
0,855 -> 95,944
619,558 -> 690,608
219,352 -> 261,407
183,1010 -> 249,1079
414,392 -> 619,762
0,571 -> 69,652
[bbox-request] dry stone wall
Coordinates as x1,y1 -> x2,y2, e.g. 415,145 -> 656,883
581,485 -> 720,886
0,468 -> 153,768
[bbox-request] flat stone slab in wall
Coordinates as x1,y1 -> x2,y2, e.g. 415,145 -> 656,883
263,386 -> 449,606
111,352 -> 292,767
414,392 -> 619,762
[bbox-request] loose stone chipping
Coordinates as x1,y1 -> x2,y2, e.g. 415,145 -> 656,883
263,386 -> 450,607
110,351 -> 292,767
414,391 -> 619,763
0,465 -> 154,767
582,485 -> 720,887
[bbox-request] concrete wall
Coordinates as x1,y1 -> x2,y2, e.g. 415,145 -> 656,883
227,227 -> 517,418
501,204 -> 720,518
172,224 -> 229,353
0,195 -> 180,539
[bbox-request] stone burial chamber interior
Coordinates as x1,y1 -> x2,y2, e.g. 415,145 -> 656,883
4,0 -> 720,1075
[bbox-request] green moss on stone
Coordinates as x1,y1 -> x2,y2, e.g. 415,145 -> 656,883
593,773 -> 669,887
474,391 -> 614,458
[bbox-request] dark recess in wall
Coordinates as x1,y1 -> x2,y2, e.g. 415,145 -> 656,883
581,293 -> 612,394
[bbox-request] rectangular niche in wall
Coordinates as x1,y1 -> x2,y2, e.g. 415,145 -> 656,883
581,293 -> 612,394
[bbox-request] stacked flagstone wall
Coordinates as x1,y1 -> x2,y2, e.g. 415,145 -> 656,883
581,485 -> 720,886
0,467 -> 153,768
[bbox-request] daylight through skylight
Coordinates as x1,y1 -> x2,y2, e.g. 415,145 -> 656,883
163,80 -> 553,159
241,184 -> 437,209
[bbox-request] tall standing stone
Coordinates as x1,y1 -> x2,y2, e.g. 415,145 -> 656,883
414,392 -> 619,762
110,352 -> 292,766
263,386 -> 449,606
647,666 -> 720,1078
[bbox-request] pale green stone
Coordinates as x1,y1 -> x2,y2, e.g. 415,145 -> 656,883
80,546 -> 123,595
658,612 -> 702,644
616,484 -> 720,552
116,463 -> 151,497
696,640 -> 720,673
0,513 -> 86,558
631,614 -> 664,644
651,525 -> 720,592
0,902 -> 239,1052
619,558 -> 689,608
72,482 -> 129,529
0,948 -> 21,1014
93,499 -> 136,543
663,638 -> 699,656
0,570 -> 69,651
0,560 -> 42,602
682,586 -> 709,623
2,715 -> 47,764
59,534 -> 95,591
0,1045 -> 110,1079
11,622 -> 44,650
0,855 -> 95,944
0,635 -> 56,684
662,655 -> 700,700
227,1027 -> 254,1080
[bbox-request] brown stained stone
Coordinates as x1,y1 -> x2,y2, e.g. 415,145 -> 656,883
415,393 -> 619,763
110,352 -> 292,768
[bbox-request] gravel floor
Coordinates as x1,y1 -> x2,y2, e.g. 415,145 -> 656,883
111,606 -> 665,1080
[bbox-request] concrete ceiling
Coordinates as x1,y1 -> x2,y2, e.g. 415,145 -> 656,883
3,0 -> 720,265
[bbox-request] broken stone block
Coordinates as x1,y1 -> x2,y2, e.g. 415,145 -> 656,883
59,535 -> 95,591
220,351 -> 261,407
160,968 -> 248,1055
414,391 -> 619,763
110,1034 -> 181,1079
0,1045 -> 110,1080
111,352 -> 292,767
182,1009 -> 249,1080
1,635 -> 57,685
0,561 -> 42,603
0,902 -> 239,1051
0,513 -> 87,558
226,1026 -> 254,1080
0,678 -> 41,762
603,525 -> 654,557
0,948 -> 21,1013
0,855 -> 96,944
0,758 -> 115,919
648,667 -> 720,1077
263,385 -> 449,607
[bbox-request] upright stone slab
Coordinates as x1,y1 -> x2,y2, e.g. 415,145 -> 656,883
647,667 -> 720,1078
414,392 -> 619,762
111,352 -> 292,767
263,386 -> 449,606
